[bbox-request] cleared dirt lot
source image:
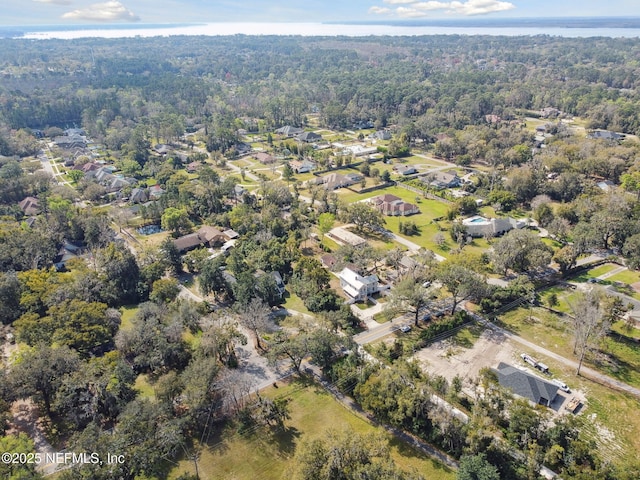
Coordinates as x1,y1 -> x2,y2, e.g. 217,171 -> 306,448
412,326 -> 582,414
413,327 -> 519,383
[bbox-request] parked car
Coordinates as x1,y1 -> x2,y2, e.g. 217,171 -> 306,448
400,325 -> 412,333
552,379 -> 570,393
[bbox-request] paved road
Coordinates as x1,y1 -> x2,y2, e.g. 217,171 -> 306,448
353,315 -> 409,345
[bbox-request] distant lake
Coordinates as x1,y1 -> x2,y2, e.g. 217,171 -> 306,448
10,21 -> 640,39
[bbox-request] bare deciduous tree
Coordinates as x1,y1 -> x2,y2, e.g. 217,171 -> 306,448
237,297 -> 274,351
568,287 -> 611,376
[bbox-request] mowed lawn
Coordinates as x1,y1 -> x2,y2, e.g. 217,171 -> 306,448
168,379 -> 455,480
336,186 -> 458,254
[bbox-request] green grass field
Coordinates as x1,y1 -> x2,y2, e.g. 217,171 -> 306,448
608,269 -> 640,285
119,305 -> 139,331
499,305 -> 640,389
168,379 -> 455,480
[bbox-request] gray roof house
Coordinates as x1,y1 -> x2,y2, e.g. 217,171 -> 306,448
317,172 -> 356,191
296,131 -> 322,143
427,170 -> 461,189
290,159 -> 316,173
275,125 -> 304,137
54,135 -> 87,150
587,130 -> 624,141
130,188 -> 148,204
493,362 -> 559,407
369,130 -> 392,141
395,165 -> 417,176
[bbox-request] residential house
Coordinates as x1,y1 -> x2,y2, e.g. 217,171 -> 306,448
462,215 -> 526,237
353,120 -> 374,129
153,144 -> 171,156
254,152 -> 275,165
370,194 -> 420,216
64,128 -> 86,137
80,162 -> 100,174
54,135 -> 87,150
107,176 -> 132,193
222,229 -> 239,239
235,142 -> 252,155
540,107 -> 562,118
587,130 -> 624,141
149,185 -> 166,200
271,271 -> 286,297
342,145 -> 378,157
53,241 -> 84,271
493,362 -> 559,407
275,125 -> 304,137
597,180 -> 616,192
173,225 -> 228,252
296,131 -> 322,143
485,114 -> 501,124
130,188 -> 148,204
395,165 -> 417,176
321,253 -> 339,271
327,227 -> 367,247
399,255 -> 421,275
233,185 -> 247,198
290,159 -> 316,173
18,196 -> 40,216
426,170 -> 461,189
317,172 -> 355,191
186,161 -> 202,173
85,166 -> 133,193
338,267 -> 380,302
369,130 -> 391,141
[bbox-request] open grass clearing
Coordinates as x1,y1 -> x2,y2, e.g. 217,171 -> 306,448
134,374 -> 156,400
586,263 -> 620,278
281,291 -> 313,317
607,269 -> 640,285
498,306 -> 640,389
119,305 -> 138,331
168,379 -> 455,480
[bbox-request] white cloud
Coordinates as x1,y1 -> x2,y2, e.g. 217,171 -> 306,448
62,1 -> 140,22
369,6 -> 392,14
396,6 -> 431,17
374,0 -> 516,17
447,0 -> 515,15
34,0 -> 73,4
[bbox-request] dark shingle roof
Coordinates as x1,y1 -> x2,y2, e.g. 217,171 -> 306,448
494,362 -> 558,406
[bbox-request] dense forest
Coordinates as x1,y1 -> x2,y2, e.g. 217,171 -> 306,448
2,35 -> 640,139
1,34 -> 640,480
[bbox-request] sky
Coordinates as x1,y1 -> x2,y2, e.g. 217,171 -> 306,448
3,0 -> 640,26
